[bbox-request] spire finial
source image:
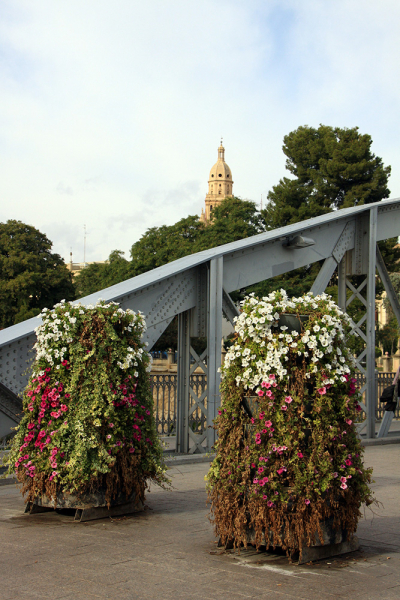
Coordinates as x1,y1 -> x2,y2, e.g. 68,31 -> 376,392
218,139 -> 225,161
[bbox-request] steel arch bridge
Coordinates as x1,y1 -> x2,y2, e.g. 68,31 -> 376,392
1,198 -> 400,450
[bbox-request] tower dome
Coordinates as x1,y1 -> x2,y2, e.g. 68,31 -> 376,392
201,140 -> 234,223
209,143 -> 232,181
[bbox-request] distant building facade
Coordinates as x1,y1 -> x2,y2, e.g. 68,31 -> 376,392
200,141 -> 234,223
66,256 -> 107,279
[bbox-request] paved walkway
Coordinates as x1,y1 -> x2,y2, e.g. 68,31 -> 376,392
0,444 -> 399,600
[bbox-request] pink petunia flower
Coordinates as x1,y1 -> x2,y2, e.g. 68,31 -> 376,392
317,387 -> 327,395
281,405 -> 287,411
305,499 -> 310,505
297,452 -> 303,458
340,482 -> 348,490
285,396 -> 293,404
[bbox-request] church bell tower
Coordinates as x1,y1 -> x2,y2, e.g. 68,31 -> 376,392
201,141 -> 234,223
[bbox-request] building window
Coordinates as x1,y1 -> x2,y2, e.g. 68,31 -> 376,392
218,190 -> 221,195
218,174 -> 222,177
227,174 -> 230,177
211,174 -> 214,177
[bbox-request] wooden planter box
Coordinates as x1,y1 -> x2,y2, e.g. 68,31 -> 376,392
246,516 -> 359,564
25,488 -> 144,522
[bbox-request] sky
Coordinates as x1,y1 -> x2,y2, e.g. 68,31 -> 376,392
1,0 -> 400,263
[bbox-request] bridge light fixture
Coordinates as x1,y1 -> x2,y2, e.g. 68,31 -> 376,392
283,235 -> 316,249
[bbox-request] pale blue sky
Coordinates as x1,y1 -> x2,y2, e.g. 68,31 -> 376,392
0,1 -> 399,262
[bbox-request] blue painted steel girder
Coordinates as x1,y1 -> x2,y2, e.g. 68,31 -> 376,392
1,198 -> 400,446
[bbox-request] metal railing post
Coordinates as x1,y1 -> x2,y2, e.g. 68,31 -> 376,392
176,311 -> 190,453
207,257 -> 223,451
366,207 -> 377,439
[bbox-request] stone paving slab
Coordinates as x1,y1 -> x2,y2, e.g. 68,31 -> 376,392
0,444 -> 399,599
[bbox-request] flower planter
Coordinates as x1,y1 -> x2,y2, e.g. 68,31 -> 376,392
7,300 -> 169,520
208,290 -> 373,562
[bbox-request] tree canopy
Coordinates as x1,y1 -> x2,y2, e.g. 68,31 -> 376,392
197,198 -> 264,249
75,250 -> 131,298
257,124 -> 397,299
263,125 -> 391,230
130,215 -> 205,275
0,220 -> 75,328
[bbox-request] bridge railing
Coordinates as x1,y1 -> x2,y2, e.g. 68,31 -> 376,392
152,372 -> 399,436
354,371 -> 400,421
152,373 -> 207,436
1,371 -> 398,451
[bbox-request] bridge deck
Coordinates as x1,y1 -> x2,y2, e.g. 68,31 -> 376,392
0,443 -> 399,599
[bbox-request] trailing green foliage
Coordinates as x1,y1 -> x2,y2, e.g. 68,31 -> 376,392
6,300 -> 168,506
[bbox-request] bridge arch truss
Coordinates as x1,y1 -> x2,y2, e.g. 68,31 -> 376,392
1,199 -> 400,449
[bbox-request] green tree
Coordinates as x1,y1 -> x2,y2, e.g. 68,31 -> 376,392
263,125 -> 391,230
258,124 -> 396,298
377,317 -> 399,355
0,220 -> 75,328
129,198 -> 263,277
195,197 -> 264,250
377,273 -> 400,355
130,215 -> 205,276
75,250 -> 131,298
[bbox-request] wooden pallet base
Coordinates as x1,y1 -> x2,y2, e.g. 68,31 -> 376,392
297,535 -> 359,564
219,517 -> 360,564
24,488 -> 144,522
